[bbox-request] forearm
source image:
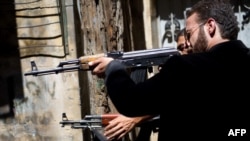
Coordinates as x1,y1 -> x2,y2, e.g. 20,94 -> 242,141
105,60 -> 127,80
133,115 -> 153,126
105,60 -> 163,117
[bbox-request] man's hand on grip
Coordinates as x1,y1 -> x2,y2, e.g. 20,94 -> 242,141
88,57 -> 114,77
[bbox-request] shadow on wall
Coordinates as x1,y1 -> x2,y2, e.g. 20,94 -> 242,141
0,0 -> 24,118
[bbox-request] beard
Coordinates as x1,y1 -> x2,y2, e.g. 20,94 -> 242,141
191,27 -> 208,53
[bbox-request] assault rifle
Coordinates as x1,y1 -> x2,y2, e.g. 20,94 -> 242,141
60,113 -> 119,141
60,113 -> 160,141
24,47 -> 179,76
60,112 -> 119,129
60,113 -> 160,129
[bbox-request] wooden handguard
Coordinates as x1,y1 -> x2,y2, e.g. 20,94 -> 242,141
84,113 -> 119,126
79,53 -> 105,63
101,114 -> 119,126
78,53 -> 105,70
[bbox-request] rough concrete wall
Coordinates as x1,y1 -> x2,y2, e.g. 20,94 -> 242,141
0,0 -> 82,141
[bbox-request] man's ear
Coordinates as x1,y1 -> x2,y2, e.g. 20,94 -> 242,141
206,18 -> 216,37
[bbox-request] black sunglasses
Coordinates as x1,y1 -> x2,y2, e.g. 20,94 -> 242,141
184,22 -> 205,41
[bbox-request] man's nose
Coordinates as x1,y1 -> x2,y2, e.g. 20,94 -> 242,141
185,40 -> 191,48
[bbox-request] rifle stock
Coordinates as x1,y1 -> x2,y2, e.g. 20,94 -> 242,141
24,47 -> 179,76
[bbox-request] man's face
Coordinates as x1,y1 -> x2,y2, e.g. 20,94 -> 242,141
177,35 -> 191,54
185,13 -> 208,53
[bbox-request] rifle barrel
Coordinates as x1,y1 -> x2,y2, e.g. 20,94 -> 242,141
24,65 -> 81,76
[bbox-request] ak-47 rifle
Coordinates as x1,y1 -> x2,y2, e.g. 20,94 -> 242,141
24,47 -> 179,76
60,112 -> 119,129
60,113 -> 119,141
59,113 -> 160,141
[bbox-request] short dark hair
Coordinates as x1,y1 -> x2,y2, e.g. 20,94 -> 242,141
186,0 -> 239,40
175,28 -> 185,42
